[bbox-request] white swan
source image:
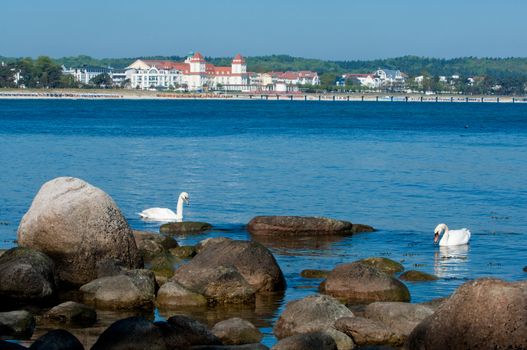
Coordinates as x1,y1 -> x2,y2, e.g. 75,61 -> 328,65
434,223 -> 471,246
139,192 -> 189,222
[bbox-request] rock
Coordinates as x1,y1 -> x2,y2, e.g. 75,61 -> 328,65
156,281 -> 207,308
398,270 -> 438,282
160,222 -> 212,235
300,269 -> 330,279
419,297 -> 448,311
248,216 -> 373,236
334,317 -> 403,347
133,230 -> 178,261
172,265 -> 255,304
191,345 -> 268,350
44,301 -> 96,327
271,332 -> 338,350
29,329 -> 84,350
212,318 -> 262,345
95,259 -> 127,278
170,246 -> 197,259
0,311 -> 35,339
195,237 -> 232,254
407,278 -> 527,350
147,253 -> 178,282
0,247 -> 56,307
0,340 -> 27,349
274,294 -> 353,339
91,316 -> 166,350
364,302 -> 434,336
320,262 -> 410,304
523,266 -> 527,272
17,177 -> 142,286
155,315 -> 221,348
319,328 -> 355,350
357,258 -> 404,275
80,269 -> 155,310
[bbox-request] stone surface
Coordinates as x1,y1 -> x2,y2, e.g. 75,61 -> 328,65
170,246 -> 197,259
334,317 -> 403,347
156,281 -> 208,308
0,340 -> 27,349
248,216 -> 374,236
191,344 -> 269,350
274,294 -> 353,339
357,258 -> 404,275
147,252 -> 178,282
44,301 -> 96,327
17,177 -> 142,286
300,269 -> 330,279
29,329 -> 84,350
364,302 -> 434,336
0,311 -> 35,340
398,270 -> 438,282
133,230 -> 178,261
80,269 -> 156,310
271,332 -> 338,350
319,328 -> 355,350
407,278 -> 527,350
320,262 -> 410,304
160,222 -> 212,235
0,247 -> 56,307
172,238 -> 285,297
91,316 -> 166,350
212,318 -> 263,345
155,315 -> 221,349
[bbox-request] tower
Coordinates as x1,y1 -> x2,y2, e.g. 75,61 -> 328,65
231,54 -> 246,74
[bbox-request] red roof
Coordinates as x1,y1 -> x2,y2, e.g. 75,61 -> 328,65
232,54 -> 245,64
190,52 -> 205,62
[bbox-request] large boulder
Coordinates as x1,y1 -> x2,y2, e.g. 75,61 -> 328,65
248,216 -> 373,236
80,269 -> 156,310
364,302 -> 434,336
0,247 -> 56,307
155,315 -> 221,349
91,317 -> 166,350
173,238 -> 285,295
44,301 -> 97,327
407,278 -> 527,350
271,332 -> 338,350
320,262 -> 410,304
0,311 -> 35,339
358,257 -> 404,275
212,318 -> 263,345
156,281 -> 208,309
335,316 -> 403,347
274,294 -> 354,339
17,177 -> 142,286
29,329 -> 84,350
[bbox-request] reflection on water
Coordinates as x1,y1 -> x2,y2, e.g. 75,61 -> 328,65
251,234 -> 348,254
434,245 -> 470,279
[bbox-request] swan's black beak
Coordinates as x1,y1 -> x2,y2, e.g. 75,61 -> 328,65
434,232 -> 439,244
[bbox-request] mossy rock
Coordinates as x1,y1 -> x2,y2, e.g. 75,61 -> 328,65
160,222 -> 212,235
358,257 -> 404,275
169,246 -> 197,259
148,253 -> 180,280
399,270 -> 438,282
300,269 -> 330,279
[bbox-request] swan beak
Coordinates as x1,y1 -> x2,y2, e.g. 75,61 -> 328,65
185,199 -> 190,206
434,233 -> 439,244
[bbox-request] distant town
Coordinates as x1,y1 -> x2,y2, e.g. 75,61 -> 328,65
1,53 -> 527,96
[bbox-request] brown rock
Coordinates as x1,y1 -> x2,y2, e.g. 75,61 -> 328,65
271,332 -> 338,350
399,270 -> 438,282
358,257 -> 404,275
301,269 -> 330,278
248,216 -> 373,236
212,318 -> 263,345
156,281 -> 207,308
364,302 -> 434,336
45,301 -> 96,327
334,317 -> 403,346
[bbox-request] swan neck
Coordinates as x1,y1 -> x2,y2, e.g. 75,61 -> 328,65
443,225 -> 449,234
176,197 -> 184,219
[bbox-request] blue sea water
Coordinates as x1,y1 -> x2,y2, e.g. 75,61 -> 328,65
0,99 -> 526,346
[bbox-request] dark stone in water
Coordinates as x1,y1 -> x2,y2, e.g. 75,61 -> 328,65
160,222 -> 212,235
300,269 -> 330,279
399,270 -> 438,282
29,329 -> 84,350
523,266 -> 527,272
155,315 -> 221,348
247,216 -> 373,236
358,257 -> 404,276
170,245 -> 197,259
0,310 -> 35,340
271,332 -> 337,350
0,340 -> 27,349
44,301 -> 97,327
92,317 -> 166,350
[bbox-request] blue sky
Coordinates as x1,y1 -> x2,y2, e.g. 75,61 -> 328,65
2,0 -> 526,59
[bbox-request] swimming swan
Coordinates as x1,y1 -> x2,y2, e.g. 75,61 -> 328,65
434,223 -> 471,246
139,192 -> 189,222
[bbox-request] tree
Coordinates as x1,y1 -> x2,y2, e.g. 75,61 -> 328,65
0,63 -> 17,88
34,56 -> 62,88
90,73 -> 113,88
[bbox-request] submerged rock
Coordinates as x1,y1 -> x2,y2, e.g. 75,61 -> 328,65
29,329 -> 84,350
399,270 -> 438,282
92,317 -> 166,350
0,310 -> 35,339
335,316 -> 403,347
44,301 -> 96,327
320,262 -> 410,304
156,315 -> 221,349
17,177 -> 142,286
169,245 -> 197,259
358,257 -> 404,275
271,332 -> 337,350
0,247 -> 56,307
274,294 -> 353,339
300,269 -> 330,279
247,216 -> 373,236
212,318 -> 263,345
407,278 -> 527,349
160,222 -> 212,235
156,281 -> 208,308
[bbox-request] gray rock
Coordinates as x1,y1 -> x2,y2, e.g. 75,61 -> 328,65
155,315 -> 221,348
45,301 -> 96,327
29,329 -> 84,350
274,294 -> 353,339
212,318 -> 262,345
398,270 -> 438,282
160,222 -> 212,235
334,317 -> 403,347
92,316 -> 166,350
0,247 -> 56,306
248,216 -> 374,236
364,302 -> 434,336
407,278 -> 527,350
133,230 -> 178,261
0,310 -> 35,340
170,245 -> 197,259
357,258 -> 404,275
17,177 -> 141,286
271,332 -> 338,350
80,269 -> 155,310
156,281 -> 208,309
320,262 -> 410,304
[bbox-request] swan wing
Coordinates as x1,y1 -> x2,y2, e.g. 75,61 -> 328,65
442,228 -> 471,246
139,208 -> 176,220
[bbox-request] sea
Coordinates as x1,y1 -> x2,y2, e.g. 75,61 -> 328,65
0,99 -> 526,346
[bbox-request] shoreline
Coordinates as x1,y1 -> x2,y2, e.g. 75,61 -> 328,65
1,89 -> 526,103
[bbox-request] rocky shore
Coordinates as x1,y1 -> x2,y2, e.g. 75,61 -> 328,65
1,177 -> 525,349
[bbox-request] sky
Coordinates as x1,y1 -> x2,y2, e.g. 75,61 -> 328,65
2,0 -> 527,60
